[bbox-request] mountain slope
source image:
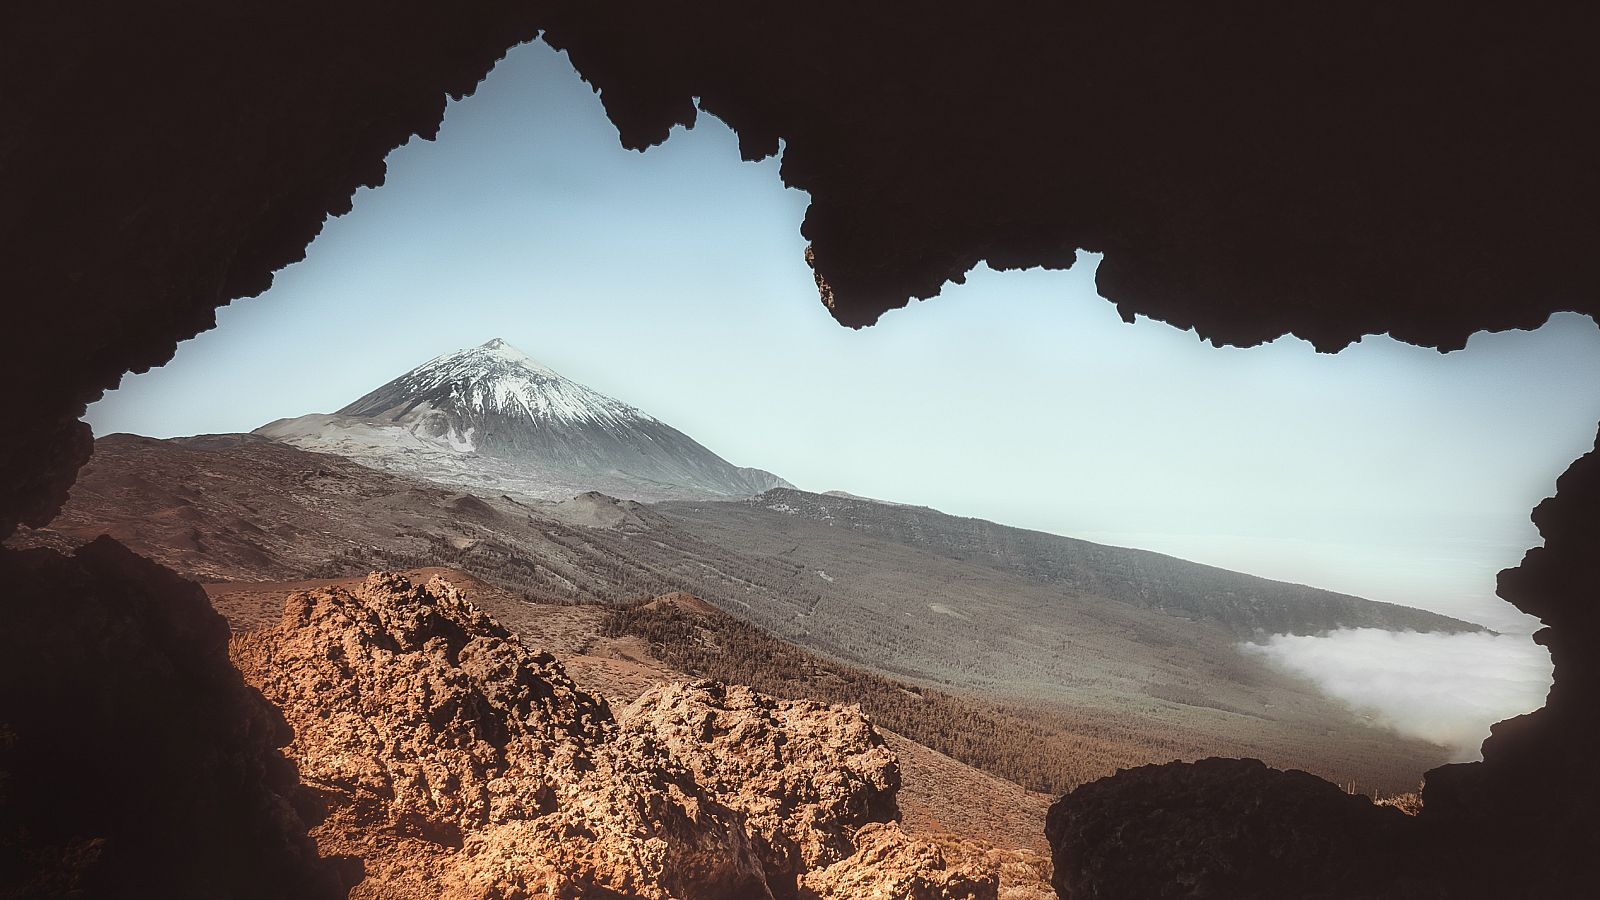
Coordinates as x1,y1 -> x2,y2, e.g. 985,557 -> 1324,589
256,339 -> 789,502
670,488 -> 1482,637
14,433 -> 1451,796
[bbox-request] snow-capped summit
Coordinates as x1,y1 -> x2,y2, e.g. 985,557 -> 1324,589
339,338 -> 656,437
470,337 -> 562,375
255,339 -> 791,502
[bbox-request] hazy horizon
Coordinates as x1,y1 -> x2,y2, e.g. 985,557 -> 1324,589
86,41 -> 1600,638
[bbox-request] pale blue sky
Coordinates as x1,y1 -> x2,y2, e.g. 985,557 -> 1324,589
89,41 -> 1600,634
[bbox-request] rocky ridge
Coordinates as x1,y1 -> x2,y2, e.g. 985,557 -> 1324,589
231,572 -> 1031,899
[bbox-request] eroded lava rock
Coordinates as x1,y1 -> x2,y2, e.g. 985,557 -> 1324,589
799,822 -> 1000,900
621,680 -> 901,892
231,572 -> 1001,899
231,571 -> 768,899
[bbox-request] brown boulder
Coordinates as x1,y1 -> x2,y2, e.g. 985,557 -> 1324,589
233,572 -> 769,900
798,822 -> 998,900
1045,757 -> 1439,900
621,680 -> 901,891
231,572 -> 611,838
233,573 -> 1037,898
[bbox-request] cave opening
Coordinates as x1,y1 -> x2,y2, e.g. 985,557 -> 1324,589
80,41 -> 1593,773
6,9 -> 1599,898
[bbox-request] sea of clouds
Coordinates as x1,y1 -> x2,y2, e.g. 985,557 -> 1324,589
1242,628 -> 1554,761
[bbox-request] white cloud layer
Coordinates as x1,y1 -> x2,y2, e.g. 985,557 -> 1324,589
1242,628 -> 1553,761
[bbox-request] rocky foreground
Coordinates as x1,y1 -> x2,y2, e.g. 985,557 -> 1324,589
230,572 -> 1050,899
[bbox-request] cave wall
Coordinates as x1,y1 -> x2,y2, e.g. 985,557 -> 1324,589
3,1 -> 1598,896
1,1 -> 547,537
1415,431 -> 1600,891
0,538 -> 352,897
541,2 -> 1600,346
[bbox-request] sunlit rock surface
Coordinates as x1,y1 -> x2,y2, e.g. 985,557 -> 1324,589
232,571 -> 1010,899
621,680 -> 901,891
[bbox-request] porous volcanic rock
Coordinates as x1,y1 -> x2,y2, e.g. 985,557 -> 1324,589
620,680 -> 901,892
0,539 -> 347,899
797,822 -> 998,900
1045,757 -> 1438,900
231,572 -> 770,900
232,571 -> 1004,899
989,850 -> 1056,900
230,572 -> 614,838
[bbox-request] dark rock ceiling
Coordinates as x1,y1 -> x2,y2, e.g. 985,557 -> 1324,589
6,2 -> 1598,535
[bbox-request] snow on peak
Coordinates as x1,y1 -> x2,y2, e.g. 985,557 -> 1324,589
390,340 -> 655,426
461,337 -> 560,377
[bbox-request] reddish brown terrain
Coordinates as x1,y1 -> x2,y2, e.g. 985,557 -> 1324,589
209,568 -> 1054,865
227,570 -> 1053,898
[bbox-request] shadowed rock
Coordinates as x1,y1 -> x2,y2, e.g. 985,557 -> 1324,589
1414,433 -> 1600,895
1046,758 -> 1436,900
0,539 -> 348,899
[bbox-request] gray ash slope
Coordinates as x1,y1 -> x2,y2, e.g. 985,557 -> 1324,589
256,339 -> 789,502
660,488 -> 1483,638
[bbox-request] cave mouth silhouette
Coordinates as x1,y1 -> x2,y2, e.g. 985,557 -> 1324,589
85,36 -> 1581,782
5,6 -> 1598,897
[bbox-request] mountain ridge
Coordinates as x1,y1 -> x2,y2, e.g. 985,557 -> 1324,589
681,487 -> 1483,637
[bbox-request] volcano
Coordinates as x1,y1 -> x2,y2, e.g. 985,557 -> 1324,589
256,338 -> 789,501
